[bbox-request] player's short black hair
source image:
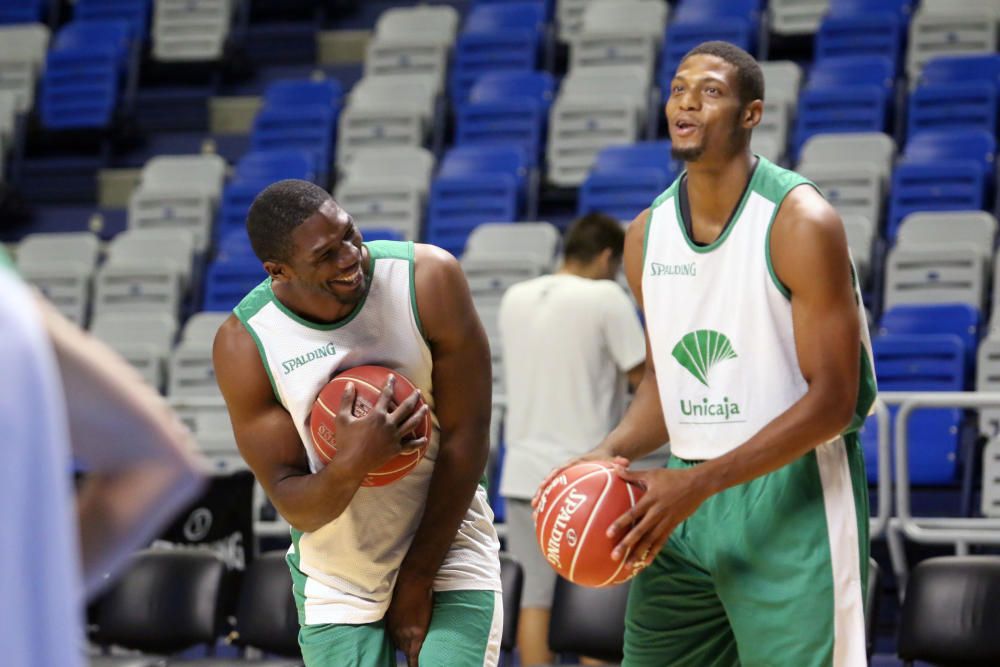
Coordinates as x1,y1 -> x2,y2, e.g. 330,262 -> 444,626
564,212 -> 626,263
246,179 -> 333,263
681,41 -> 765,106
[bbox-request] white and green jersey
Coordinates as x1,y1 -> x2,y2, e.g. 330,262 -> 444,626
234,240 -> 501,626
642,156 -> 877,461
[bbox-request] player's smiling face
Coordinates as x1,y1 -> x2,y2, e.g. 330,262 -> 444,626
286,200 -> 370,306
666,54 -> 744,162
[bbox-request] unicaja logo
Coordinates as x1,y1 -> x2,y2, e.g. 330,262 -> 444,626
672,329 -> 737,387
673,330 -> 745,424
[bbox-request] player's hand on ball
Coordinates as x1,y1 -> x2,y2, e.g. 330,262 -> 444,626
386,573 -> 433,667
607,466 -> 708,568
531,446 -> 631,511
335,376 -> 429,473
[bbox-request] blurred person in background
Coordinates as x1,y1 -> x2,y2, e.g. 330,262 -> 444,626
498,213 -> 647,666
0,248 -> 207,667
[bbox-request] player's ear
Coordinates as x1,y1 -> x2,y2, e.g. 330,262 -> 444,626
742,99 -> 763,131
264,260 -> 290,282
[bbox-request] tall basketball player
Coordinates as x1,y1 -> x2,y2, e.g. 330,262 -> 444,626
538,42 -> 876,666
213,181 -> 502,667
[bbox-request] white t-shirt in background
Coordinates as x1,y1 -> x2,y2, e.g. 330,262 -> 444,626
498,274 -> 646,500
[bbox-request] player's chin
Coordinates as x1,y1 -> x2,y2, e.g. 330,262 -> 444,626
324,275 -> 367,300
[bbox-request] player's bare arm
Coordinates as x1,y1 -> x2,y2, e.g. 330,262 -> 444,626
386,243 -> 493,666
213,316 -> 426,533
609,184 -> 861,566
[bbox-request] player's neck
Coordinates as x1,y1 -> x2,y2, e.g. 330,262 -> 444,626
558,260 -> 606,280
684,150 -> 756,228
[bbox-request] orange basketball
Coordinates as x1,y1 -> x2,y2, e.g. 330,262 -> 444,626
310,365 -> 431,487
534,461 -> 646,587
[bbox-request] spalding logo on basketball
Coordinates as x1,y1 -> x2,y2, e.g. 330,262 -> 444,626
309,365 -> 431,487
534,461 -> 646,587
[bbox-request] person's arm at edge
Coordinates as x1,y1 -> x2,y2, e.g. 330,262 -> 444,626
610,185 -> 862,565
36,295 -> 207,599
386,244 -> 494,666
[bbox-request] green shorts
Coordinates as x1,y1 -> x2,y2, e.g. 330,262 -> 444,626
296,589 -> 502,667
624,434 -> 870,667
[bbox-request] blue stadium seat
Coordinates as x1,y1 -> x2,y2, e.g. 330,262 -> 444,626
251,79 -> 341,186
263,79 -> 343,109
0,0 -> 46,24
456,71 -> 555,165
659,0 -> 761,98
233,149 -> 316,184
794,56 -> 895,158
907,83 -> 999,140
218,150 -> 316,236
450,2 -> 545,103
40,21 -> 131,130
887,130 -> 996,239
920,54 -> 1000,88
471,0 -> 553,21
861,334 -> 966,484
74,0 -> 150,41
816,8 -> 906,74
425,145 -> 528,256
879,304 -> 981,375
215,230 -> 257,265
203,256 -> 265,312
578,141 -> 677,221
360,228 -> 405,242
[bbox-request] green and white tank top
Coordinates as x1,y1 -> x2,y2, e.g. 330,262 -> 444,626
642,156 -> 877,461
234,240 -> 500,625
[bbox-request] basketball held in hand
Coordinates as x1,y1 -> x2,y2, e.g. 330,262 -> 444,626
534,461 -> 646,587
310,365 -> 431,487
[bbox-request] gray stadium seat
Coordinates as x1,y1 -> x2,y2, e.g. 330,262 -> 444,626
547,66 -> 648,187
752,100 -> 791,164
907,3 -> 1000,80
94,229 -> 195,318
770,0 -> 831,36
91,311 -> 178,390
982,436 -> 1000,516
16,231 -> 101,325
0,23 -> 49,113
152,0 -> 234,63
463,221 -> 560,267
798,132 -> 896,187
335,146 -> 435,240
129,154 -> 227,252
0,89 -> 17,147
364,5 -> 458,95
897,211 -> 998,262
883,243 -> 986,310
760,61 -> 803,107
569,0 -> 668,84
558,0 -> 596,42
337,74 -> 436,168
976,339 -> 1000,443
798,163 -> 884,228
842,215 -> 874,287
180,311 -> 229,344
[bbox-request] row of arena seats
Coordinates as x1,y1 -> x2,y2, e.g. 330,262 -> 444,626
87,549 -> 523,667
2,0 -> 999,193
90,547 -> 1000,665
